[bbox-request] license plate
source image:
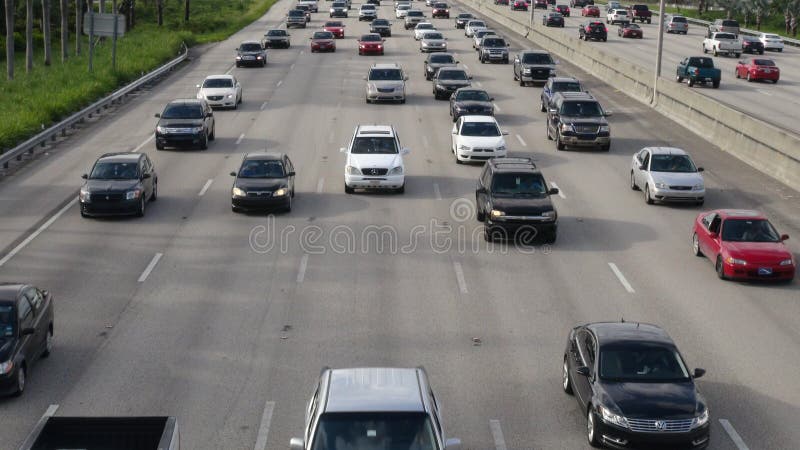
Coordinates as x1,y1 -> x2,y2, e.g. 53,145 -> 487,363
244,56 -> 255,60
704,78 -> 713,81
763,69 -> 771,73
758,268 -> 773,276
369,180 -> 381,185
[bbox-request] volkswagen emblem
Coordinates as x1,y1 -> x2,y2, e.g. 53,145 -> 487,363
654,420 -> 667,431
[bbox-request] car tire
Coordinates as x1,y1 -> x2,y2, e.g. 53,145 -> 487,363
630,171 -> 638,190
285,196 -> 292,213
692,233 -> 703,257
345,184 -> 355,194
644,184 -> 654,204
483,226 -> 493,242
562,357 -> 574,394
232,205 -> 241,213
400,98 -> 406,104
540,100 -> 546,112
688,78 -> 695,87
156,142 -> 164,150
42,326 -> 54,357
555,133 -> 565,150
520,78 -> 525,86
210,125 -> 216,141
602,37 -> 607,42
716,256 -> 727,280
396,184 -> 405,194
12,364 -> 25,397
476,203 -> 485,222
712,80 -> 720,88
713,48 -> 718,56
200,133 -> 208,150
546,125 -> 553,140
587,408 -> 601,447
601,144 -> 610,152
734,53 -> 740,58
773,79 -> 778,84
151,182 -> 158,201
735,69 -> 740,79
136,197 -> 146,217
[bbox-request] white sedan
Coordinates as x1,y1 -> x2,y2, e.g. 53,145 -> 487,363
395,4 -> 411,18
414,22 -> 436,40
451,116 -> 508,164
630,147 -> 705,205
196,75 -> 242,109
758,33 -> 784,52
465,20 -> 487,37
420,31 -> 448,52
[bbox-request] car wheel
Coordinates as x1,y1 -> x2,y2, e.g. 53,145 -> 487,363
692,233 -> 703,257
136,197 -> 146,217
716,256 -> 727,280
155,142 -> 164,150
562,357 -> 574,394
476,203 -> 485,222
344,184 -> 355,194
396,184 -> 405,194
713,48 -> 718,56
284,196 -> 292,213
210,125 -> 215,141
150,182 -> 158,201
601,144 -> 610,152
42,326 -> 54,357
483,226 -> 493,242
232,205 -> 241,213
644,184 -> 654,204
555,132 -> 565,150
688,78 -> 695,87
712,80 -> 720,88
200,133 -> 209,150
773,79 -> 778,84
746,72 -> 752,82
735,69 -> 740,79
12,364 -> 25,397
587,408 -> 601,447
630,171 -> 638,190
546,125 -> 553,140
602,37 -> 607,42
520,77 -> 525,86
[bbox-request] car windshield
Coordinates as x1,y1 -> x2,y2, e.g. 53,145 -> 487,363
456,90 -> 490,101
600,344 -> 690,382
625,23 -> 640,29
417,23 -> 434,29
398,4 -> 410,9
0,305 -> 15,338
458,13 -> 473,18
438,70 -> 468,80
267,30 -> 287,36
492,174 -> 548,196
313,32 -> 334,39
203,78 -> 233,88
424,33 -> 443,39
238,160 -> 285,178
553,81 -> 582,92
362,4 -> 375,9
559,101 -> 602,116
310,412 -> 437,450
460,121 -> 500,136
288,10 -> 304,16
429,54 -> 454,63
332,2 -> 346,6
721,219 -> 781,242
549,13 -> 563,18
434,3 -> 447,7
482,38 -> 506,47
716,33 -> 736,39
649,154 -> 697,173
370,69 -> 403,80
373,20 -> 389,25
469,21 -> 486,27
475,30 -> 493,38
408,10 -> 423,16
764,34 -> 780,39
557,4 -> 567,8
722,20 -> 738,26
161,103 -> 204,119
325,21 -> 343,27
240,43 -> 262,52
351,136 -> 399,154
89,162 -> 139,180
753,59 -> 776,66
671,16 -> 687,22
522,53 -> 553,64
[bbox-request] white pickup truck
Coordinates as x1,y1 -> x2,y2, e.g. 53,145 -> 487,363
703,32 -> 742,57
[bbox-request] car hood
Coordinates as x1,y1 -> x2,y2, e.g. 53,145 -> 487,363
560,115 -> 607,125
724,241 -> 793,263
158,118 -> 204,128
325,26 -> 344,31
348,153 -> 403,169
84,179 -> 141,192
235,178 -> 287,191
522,63 -> 556,70
238,50 -> 264,56
371,24 -> 390,28
453,100 -> 493,109
369,80 -> 404,89
429,62 -> 456,69
491,196 -> 554,215
649,171 -> 703,186
601,381 -> 699,419
422,38 -> 446,45
199,87 -> 235,97
459,135 -> 505,148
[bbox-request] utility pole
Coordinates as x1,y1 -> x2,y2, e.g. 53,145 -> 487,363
653,0 -> 666,103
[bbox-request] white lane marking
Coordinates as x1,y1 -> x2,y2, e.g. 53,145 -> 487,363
297,254 -> 309,283
550,181 -> 566,199
489,419 -> 507,450
0,198 -> 78,268
328,129 -> 336,144
42,404 -> 59,418
131,135 -> 154,153
422,135 -> 430,148
608,262 -> 635,294
277,80 -> 283,87
198,179 -> 214,196
516,134 -> 527,147
493,102 -> 501,112
253,401 -> 276,450
316,178 -> 325,193
756,89 -> 773,96
453,262 -> 468,294
475,81 -> 483,87
138,252 -> 163,283
290,63 -> 295,70
260,101 -> 268,111
433,183 -> 442,200
300,50 -> 305,55
236,133 -> 245,145
719,419 -> 750,450
463,64 -> 469,70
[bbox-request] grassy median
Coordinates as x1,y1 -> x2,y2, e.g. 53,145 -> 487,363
0,0 -> 277,153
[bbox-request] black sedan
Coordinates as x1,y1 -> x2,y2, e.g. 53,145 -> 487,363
0,284 -> 54,397
231,153 -> 296,213
543,12 -> 565,27
79,152 -> 157,217
563,322 -> 710,449
235,40 -> 267,67
450,88 -> 495,121
155,99 -> 215,150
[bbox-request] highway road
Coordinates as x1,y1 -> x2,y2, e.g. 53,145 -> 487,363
488,2 -> 800,135
0,0 -> 799,448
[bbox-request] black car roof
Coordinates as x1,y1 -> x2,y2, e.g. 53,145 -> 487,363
97,152 -> 142,163
166,99 -> 203,106
586,322 -> 675,347
0,283 -> 24,301
243,152 -> 284,161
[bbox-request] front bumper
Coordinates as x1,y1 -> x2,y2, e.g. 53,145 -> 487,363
345,174 -> 405,190
649,186 -> 705,203
330,11 -> 348,17
80,198 -> 140,216
520,70 -> 554,82
560,133 -> 610,147
422,44 -> 448,52
236,57 -> 265,66
360,14 -> 377,20
485,217 -> 557,240
203,97 -> 236,108
232,195 -> 290,211
312,43 -> 336,51
594,420 -> 710,449
723,261 -> 795,281
435,85 -> 468,97
156,132 -> 206,149
367,89 -> 405,101
456,148 -> 507,162
481,51 -> 509,61
359,46 -> 384,54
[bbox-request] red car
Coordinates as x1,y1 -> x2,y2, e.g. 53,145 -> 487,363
432,2 -> 450,18
692,209 -> 795,282
554,4 -> 570,16
358,33 -> 385,55
735,58 -> 780,83
581,5 -> 599,16
310,31 -> 336,52
323,21 -> 345,39
618,22 -> 642,38
510,0 -> 528,10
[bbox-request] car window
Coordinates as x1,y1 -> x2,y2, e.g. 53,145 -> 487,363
672,16 -> 687,23
649,154 -> 696,173
238,160 -> 286,178
600,345 -> 690,381
522,53 -> 553,64
721,219 -> 781,243
0,305 -> 15,337
23,288 -> 43,313
161,103 -> 204,119
325,21 -> 343,27
701,213 -> 716,229
576,330 -> 595,368
90,162 -> 140,180
239,43 -> 262,52
361,35 -> 382,41
480,166 -> 492,187
310,412 -> 437,450
491,173 -> 547,197
267,30 -> 287,36
369,69 -> 403,80
17,295 -> 33,326
641,151 -> 650,168
559,101 -> 602,117
313,32 -> 334,39
460,121 -> 500,137
288,10 -> 305,16
285,157 -> 294,173
709,215 -> 721,233
429,54 -> 454,64
483,38 -> 505,47
552,81 -> 582,93
438,70 -> 468,80
351,136 -> 399,154
753,59 -> 776,66
203,78 -> 233,88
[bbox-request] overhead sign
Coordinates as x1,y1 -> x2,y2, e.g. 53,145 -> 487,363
83,13 -> 126,37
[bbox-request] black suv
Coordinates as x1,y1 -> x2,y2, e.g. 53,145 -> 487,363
79,152 -> 158,217
155,99 -> 215,150
235,40 -> 267,67
230,153 -> 296,213
450,87 -> 494,121
540,76 -> 583,112
546,92 -> 611,151
579,20 -> 607,41
476,157 -> 559,243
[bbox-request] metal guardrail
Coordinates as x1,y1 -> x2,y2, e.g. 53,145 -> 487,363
1,42 -> 189,169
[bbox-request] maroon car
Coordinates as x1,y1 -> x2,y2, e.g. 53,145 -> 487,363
323,21 -> 345,39
511,0 -> 528,10
310,31 -> 336,52
581,5 -> 599,16
358,33 -> 385,55
554,4 -> 570,16
618,23 -> 642,38
432,2 -> 450,18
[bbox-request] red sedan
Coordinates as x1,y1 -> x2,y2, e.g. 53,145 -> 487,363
310,31 -> 336,53
323,21 -> 345,39
692,209 -> 795,282
735,58 -> 780,83
618,23 -> 642,38
555,4 -> 570,16
358,33 -> 385,55
432,2 -> 450,18
581,5 -> 600,16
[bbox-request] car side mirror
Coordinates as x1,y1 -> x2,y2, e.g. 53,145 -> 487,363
206,112 -> 213,118
697,167 -> 705,172
21,327 -> 35,336
781,234 -> 790,241
230,171 -> 237,177
693,368 -> 706,379
639,164 -> 646,171
196,84 -> 201,88
456,60 -> 460,63
154,113 -> 161,118
468,75 -> 473,79
340,147 -> 347,153
141,173 -> 151,179
576,366 -> 590,377
309,37 -> 313,39
404,76 -> 409,80
290,438 -> 305,450
604,111 -> 613,117
287,171 -> 296,177
501,130 -> 509,135
489,97 -> 495,101
548,187 -> 559,195
81,173 -> 88,179
401,147 -> 410,155
444,438 -> 462,450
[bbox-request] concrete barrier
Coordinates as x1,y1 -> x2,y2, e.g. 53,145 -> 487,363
457,0 -> 800,192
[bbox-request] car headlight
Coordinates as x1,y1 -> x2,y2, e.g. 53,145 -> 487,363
232,187 -> 246,197
273,188 -> 288,197
346,165 -> 362,175
79,187 -> 91,202
126,189 -> 142,200
257,55 -> 263,59
436,84 -> 445,89
655,182 -> 668,189
693,183 -> 704,190
496,145 -> 506,151
192,126 -> 204,133
0,360 -> 13,375
599,125 -> 610,132
523,68 -> 532,74
367,83 -> 377,92
156,125 -> 165,133
458,145 -> 471,151
226,94 -> 234,98
726,256 -> 747,266
542,210 -> 557,219
560,124 -> 573,133
490,209 -> 504,218
236,56 -> 242,60
388,166 -> 403,175
692,408 -> 709,429
598,405 -> 629,429
779,258 -> 794,266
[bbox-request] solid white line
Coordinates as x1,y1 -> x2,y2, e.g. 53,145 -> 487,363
433,183 -> 442,200
131,135 -> 154,153
297,254 -> 309,283
138,253 -> 163,283
0,198 -> 78,268
236,133 -> 245,145
489,419 -> 507,450
253,401 -> 276,450
316,178 -> 325,193
453,262 -> 468,294
260,101 -> 268,111
198,179 -> 214,197
719,419 -> 750,450
550,181 -> 566,199
493,102 -> 501,112
42,404 -> 59,418
608,262 -> 635,294
277,80 -> 283,87
516,134 -> 527,147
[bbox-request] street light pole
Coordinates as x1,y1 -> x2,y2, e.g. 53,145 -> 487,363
529,2 -> 534,30
653,0 -> 666,103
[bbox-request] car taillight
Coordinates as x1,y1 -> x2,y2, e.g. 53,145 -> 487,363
604,27 -> 608,32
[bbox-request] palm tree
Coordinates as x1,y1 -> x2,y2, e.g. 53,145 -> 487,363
4,0 -> 13,80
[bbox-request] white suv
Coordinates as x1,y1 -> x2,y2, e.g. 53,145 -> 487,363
451,116 -> 508,164
341,125 -> 409,193
359,4 -> 377,21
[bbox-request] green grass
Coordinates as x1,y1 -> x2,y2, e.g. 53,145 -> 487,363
0,0 -> 277,152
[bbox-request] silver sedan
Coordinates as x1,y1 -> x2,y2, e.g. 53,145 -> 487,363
420,31 -> 448,52
630,147 -> 706,205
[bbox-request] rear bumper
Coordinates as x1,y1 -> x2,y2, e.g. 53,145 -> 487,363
0,369 -> 22,395
520,71 -> 554,82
